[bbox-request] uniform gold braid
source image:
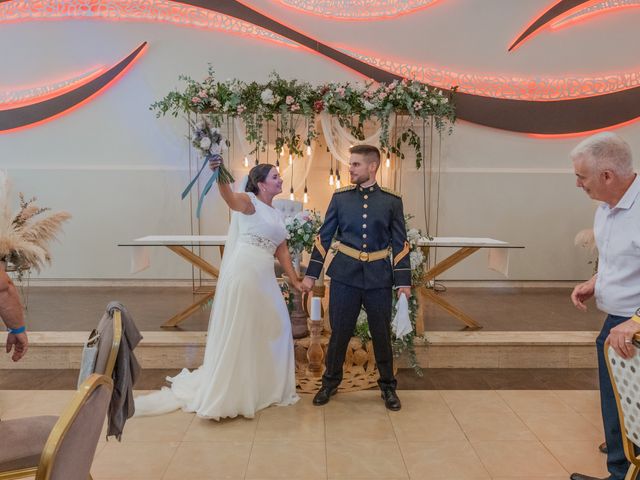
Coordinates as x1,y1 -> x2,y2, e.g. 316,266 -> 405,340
314,236 -> 326,258
393,241 -> 410,266
334,185 -> 356,193
381,186 -> 402,198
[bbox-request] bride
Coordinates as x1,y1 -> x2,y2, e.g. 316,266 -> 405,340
135,161 -> 301,419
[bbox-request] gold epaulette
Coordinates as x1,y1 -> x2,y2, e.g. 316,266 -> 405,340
334,185 -> 356,194
381,186 -> 402,198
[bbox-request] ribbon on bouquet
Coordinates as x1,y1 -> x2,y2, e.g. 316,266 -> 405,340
181,154 -> 221,218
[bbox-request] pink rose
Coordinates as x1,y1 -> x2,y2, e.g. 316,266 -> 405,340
191,96 -> 201,104
286,95 -> 295,105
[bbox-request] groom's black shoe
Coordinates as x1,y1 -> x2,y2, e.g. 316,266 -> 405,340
312,386 -> 337,406
381,389 -> 401,411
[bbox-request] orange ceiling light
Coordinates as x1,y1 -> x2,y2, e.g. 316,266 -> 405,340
0,0 -> 296,47
551,0 -> 640,27
278,0 -> 439,20
0,66 -> 105,109
509,0 -> 640,51
343,49 -> 640,101
0,42 -> 147,133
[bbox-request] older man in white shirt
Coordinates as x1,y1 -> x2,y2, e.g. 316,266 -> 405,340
570,132 -> 640,480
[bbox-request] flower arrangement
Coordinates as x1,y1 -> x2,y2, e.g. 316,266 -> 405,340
0,172 -> 71,276
151,68 -> 456,169
353,215 -> 431,375
284,210 -> 323,257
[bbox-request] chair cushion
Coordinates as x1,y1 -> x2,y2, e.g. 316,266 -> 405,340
0,415 -> 57,471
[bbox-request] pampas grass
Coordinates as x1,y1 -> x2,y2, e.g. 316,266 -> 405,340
0,171 -> 71,272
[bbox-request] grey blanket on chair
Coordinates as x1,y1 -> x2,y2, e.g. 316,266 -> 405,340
105,301 -> 142,440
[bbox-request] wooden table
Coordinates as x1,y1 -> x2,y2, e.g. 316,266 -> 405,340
119,235 -> 226,328
414,237 -> 524,331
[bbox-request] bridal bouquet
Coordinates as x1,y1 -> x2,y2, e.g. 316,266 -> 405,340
285,210 -> 323,257
182,116 -> 235,217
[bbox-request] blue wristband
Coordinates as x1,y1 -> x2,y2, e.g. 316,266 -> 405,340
7,326 -> 26,334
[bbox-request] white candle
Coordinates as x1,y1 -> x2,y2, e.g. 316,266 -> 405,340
310,297 -> 322,320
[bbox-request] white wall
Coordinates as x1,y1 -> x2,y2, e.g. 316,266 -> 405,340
1,0 -> 638,280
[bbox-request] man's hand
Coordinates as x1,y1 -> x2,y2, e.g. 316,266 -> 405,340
607,319 -> 640,359
571,278 -> 596,311
397,287 -> 411,299
208,155 -> 222,172
6,332 -> 28,362
301,276 -> 315,293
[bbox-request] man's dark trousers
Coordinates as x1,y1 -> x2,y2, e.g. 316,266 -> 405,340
597,314 -> 631,480
322,279 -> 397,391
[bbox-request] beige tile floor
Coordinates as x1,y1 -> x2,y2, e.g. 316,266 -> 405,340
0,389 -> 608,480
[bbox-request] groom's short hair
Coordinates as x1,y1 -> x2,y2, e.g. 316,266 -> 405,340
350,144 -> 380,166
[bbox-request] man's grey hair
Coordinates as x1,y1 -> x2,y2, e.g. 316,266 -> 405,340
570,131 -> 634,177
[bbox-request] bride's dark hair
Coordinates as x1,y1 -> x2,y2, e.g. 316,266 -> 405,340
245,164 -> 275,194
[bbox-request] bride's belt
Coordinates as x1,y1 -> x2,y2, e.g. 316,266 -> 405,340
239,234 -> 278,255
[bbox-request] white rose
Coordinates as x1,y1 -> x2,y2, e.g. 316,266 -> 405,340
261,88 -> 275,105
209,143 -> 222,155
200,137 -> 212,150
363,100 -> 375,111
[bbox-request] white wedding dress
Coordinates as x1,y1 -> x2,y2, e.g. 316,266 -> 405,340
135,191 -> 299,420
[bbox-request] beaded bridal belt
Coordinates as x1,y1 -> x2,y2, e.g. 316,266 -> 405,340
240,234 -> 278,255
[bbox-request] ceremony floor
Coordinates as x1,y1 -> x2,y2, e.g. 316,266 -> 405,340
21,285 -> 604,332
0,388 -> 607,479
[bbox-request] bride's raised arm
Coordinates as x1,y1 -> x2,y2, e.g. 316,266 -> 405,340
209,157 -> 254,214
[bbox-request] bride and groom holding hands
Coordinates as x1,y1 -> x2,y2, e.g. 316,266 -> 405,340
135,144 -> 412,419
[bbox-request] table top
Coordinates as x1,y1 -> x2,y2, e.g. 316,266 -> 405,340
120,235 -> 523,249
417,237 -> 524,248
119,235 -> 227,246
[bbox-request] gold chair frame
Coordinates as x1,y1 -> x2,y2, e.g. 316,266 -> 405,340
0,309 -> 122,480
0,374 -> 113,480
605,335 -> 640,480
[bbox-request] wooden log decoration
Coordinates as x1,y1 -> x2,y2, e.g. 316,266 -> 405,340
306,319 -> 325,377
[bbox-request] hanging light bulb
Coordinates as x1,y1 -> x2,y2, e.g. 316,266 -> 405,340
306,144 -> 312,156
303,185 -> 309,204
329,169 -> 334,186
289,187 -> 294,201
255,158 -> 259,166
276,159 -> 280,173
385,154 -> 391,168
243,156 -> 249,168
335,171 -> 341,189
288,153 -> 293,165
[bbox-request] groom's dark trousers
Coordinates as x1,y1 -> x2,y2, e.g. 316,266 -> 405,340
324,280 -> 396,390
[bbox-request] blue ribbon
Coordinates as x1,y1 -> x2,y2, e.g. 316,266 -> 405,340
181,157 -> 209,200
196,168 -> 219,218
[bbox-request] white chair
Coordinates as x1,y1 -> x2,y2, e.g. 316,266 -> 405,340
605,337 -> 640,480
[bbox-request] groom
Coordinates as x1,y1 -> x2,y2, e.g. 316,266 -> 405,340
301,144 -> 412,411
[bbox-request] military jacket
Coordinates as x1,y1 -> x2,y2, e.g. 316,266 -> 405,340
306,183 -> 411,289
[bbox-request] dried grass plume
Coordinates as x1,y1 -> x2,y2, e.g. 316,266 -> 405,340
0,171 -> 71,272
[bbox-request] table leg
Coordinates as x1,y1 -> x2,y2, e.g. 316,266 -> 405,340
418,246 -> 483,330
161,245 -> 219,328
162,290 -> 215,328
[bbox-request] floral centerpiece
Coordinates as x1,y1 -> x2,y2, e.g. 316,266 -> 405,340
284,210 -> 323,257
354,215 -> 431,374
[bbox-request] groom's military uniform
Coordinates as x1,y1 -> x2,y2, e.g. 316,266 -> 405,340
305,183 -> 411,391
